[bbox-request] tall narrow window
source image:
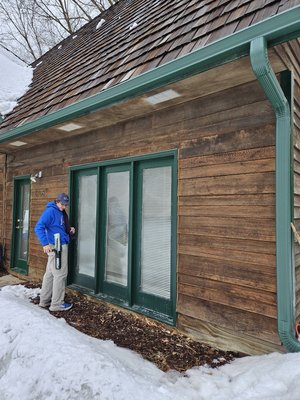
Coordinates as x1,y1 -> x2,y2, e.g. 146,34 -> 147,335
77,173 -> 97,277
105,171 -> 129,286
140,166 -> 172,299
19,183 -> 30,260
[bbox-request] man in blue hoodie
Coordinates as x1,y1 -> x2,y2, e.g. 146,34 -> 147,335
35,193 -> 75,311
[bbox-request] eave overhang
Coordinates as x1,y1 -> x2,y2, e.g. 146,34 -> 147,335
0,5 -> 300,146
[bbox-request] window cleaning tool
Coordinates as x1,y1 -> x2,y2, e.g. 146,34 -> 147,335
53,233 -> 61,270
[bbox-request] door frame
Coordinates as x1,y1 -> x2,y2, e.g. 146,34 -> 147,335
99,163 -> 132,301
133,157 -> 175,318
11,175 -> 31,274
69,150 -> 178,324
69,167 -> 99,289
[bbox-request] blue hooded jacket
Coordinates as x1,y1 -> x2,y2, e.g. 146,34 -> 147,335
34,201 -> 70,246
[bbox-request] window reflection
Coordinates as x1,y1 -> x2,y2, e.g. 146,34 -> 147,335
77,174 -> 97,277
105,171 -> 129,286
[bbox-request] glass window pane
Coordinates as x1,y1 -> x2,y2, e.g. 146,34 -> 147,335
77,174 -> 97,277
19,183 -> 30,260
105,171 -> 129,286
140,166 -> 171,299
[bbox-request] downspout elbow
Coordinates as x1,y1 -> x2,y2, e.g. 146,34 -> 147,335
250,36 -> 299,352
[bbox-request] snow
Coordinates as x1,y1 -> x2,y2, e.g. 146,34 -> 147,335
129,22 -> 138,30
1,284 -> 300,400
96,19 -> 106,29
0,47 -> 32,117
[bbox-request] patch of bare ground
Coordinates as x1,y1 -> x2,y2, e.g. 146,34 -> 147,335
0,268 -> 8,277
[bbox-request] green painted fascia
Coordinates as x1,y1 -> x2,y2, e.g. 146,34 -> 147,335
250,37 -> 298,352
1,6 -> 300,144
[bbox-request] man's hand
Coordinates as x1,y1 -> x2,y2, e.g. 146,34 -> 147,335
43,245 -> 52,254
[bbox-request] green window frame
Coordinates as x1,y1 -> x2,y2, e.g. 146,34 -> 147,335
70,167 -> 99,290
69,151 -> 177,324
11,176 -> 31,274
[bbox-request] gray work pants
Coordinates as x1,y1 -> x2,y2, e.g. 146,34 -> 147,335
39,244 -> 68,308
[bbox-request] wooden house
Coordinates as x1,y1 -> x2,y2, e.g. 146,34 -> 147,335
1,0 -> 300,355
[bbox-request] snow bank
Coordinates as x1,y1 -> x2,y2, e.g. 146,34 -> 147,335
1,285 -> 300,400
0,48 -> 33,116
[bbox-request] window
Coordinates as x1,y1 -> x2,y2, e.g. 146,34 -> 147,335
140,166 -> 172,298
104,167 -> 130,287
70,152 -> 177,323
71,169 -> 98,289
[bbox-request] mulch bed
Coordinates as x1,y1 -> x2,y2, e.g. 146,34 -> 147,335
0,268 -> 8,277
24,281 -> 242,372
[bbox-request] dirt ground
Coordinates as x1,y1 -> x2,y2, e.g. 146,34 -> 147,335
0,268 -> 8,277
18,281 -> 243,372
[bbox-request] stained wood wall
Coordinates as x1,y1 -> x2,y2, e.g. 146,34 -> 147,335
0,154 -> 5,251
3,63 -> 280,354
177,105 -> 279,353
275,38 -> 300,322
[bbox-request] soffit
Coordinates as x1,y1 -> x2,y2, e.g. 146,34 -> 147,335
0,49 -> 286,154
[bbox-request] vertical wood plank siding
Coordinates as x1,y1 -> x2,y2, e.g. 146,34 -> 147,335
4,73 -> 278,353
275,39 -> 300,322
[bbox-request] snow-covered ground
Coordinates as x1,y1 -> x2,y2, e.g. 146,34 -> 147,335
1,284 -> 300,400
0,47 -> 32,116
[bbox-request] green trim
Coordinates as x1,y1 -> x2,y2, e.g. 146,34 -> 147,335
133,157 -> 175,317
69,150 -> 177,323
250,37 -> 298,351
69,168 -> 98,289
171,150 -> 178,324
1,6 -> 300,145
11,175 -> 31,274
127,162 -> 134,305
94,167 -> 102,294
101,163 -> 131,301
69,150 -> 177,171
67,168 -> 74,285
68,284 -> 174,325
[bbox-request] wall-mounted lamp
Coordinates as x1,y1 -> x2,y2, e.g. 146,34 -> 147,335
30,171 -> 43,183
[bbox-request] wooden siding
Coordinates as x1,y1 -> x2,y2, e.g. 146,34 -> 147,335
177,112 -> 279,353
4,74 -> 278,353
274,39 -> 300,321
0,154 -> 5,248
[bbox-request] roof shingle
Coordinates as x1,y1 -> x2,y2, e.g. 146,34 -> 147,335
0,0 -> 299,133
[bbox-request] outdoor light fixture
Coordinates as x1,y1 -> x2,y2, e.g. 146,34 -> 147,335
57,122 -> 84,132
30,171 -> 43,183
9,140 -> 28,147
144,89 -> 181,105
